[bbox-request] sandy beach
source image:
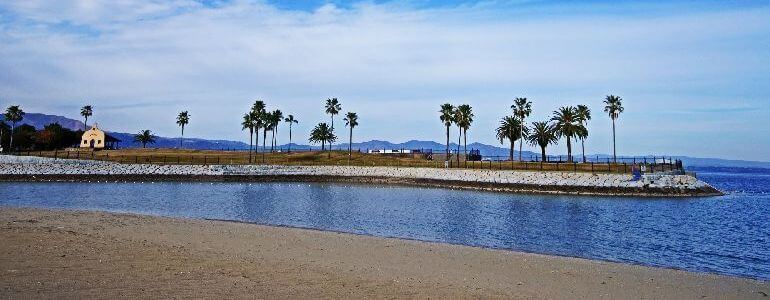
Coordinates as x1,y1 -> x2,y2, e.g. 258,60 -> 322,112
0,207 -> 766,299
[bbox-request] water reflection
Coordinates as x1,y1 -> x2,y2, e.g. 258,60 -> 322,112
0,172 -> 768,280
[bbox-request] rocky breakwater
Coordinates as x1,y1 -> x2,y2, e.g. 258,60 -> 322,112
0,155 -> 722,197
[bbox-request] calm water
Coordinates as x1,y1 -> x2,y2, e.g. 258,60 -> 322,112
1,168 -> 768,280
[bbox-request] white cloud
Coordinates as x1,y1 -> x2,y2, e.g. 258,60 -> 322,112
1,1 -> 769,160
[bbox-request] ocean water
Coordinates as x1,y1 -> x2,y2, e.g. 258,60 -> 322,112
1,167 -> 768,280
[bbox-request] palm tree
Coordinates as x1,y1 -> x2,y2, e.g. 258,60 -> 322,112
80,105 -> 93,130
251,100 -> 266,155
575,105 -> 591,163
551,106 -> 587,162
133,130 -> 157,148
511,97 -> 532,161
325,98 -> 341,150
527,121 -> 559,162
176,111 -> 190,148
343,112 -> 359,157
309,123 -> 336,154
439,103 -> 454,162
603,95 -> 624,163
242,113 -> 255,162
4,105 -> 24,151
284,115 -> 298,153
455,104 -> 473,162
261,112 -> 270,159
270,109 -> 283,152
496,116 -> 527,161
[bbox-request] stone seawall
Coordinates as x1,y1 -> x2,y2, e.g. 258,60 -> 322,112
0,155 -> 722,197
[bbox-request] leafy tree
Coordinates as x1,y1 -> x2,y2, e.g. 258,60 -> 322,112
309,123 -> 336,154
439,103 -> 454,162
133,130 -> 156,148
284,115 -> 298,153
603,95 -> 624,162
551,106 -> 587,162
80,105 -> 93,130
527,121 -> 559,162
343,112 -> 358,157
4,105 -> 25,151
496,116 -> 527,161
575,105 -> 591,163
12,124 -> 36,150
176,111 -> 190,148
324,98 -> 341,150
511,97 -> 532,161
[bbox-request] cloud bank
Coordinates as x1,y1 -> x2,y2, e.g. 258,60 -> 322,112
1,1 -> 769,160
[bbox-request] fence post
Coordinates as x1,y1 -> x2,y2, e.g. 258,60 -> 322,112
591,162 -> 594,173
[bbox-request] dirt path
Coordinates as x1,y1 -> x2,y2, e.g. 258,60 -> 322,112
1,207 -> 767,299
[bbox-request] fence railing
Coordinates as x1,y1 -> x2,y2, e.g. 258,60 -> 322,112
5,149 -> 684,174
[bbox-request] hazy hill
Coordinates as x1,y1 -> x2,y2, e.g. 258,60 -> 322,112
6,112 -> 769,169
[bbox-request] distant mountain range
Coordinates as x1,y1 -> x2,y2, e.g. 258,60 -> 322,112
5,112 -> 770,169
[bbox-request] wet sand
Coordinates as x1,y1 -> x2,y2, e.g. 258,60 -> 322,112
1,207 -> 767,299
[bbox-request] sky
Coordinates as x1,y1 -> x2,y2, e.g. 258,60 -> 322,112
1,0 -> 769,161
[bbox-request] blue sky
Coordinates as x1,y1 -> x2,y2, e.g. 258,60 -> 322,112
1,0 -> 769,161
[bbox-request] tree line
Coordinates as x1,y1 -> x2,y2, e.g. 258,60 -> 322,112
443,95 -> 624,163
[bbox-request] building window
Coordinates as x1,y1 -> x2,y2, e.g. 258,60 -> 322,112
83,140 -> 87,144
98,140 -> 102,144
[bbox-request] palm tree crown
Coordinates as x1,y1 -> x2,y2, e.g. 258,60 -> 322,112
4,105 -> 24,151
526,121 -> 559,161
575,104 -> 591,162
603,95 -> 623,120
309,123 -> 336,151
495,116 -> 527,160
325,98 -> 341,128
284,114 -> 298,153
344,112 -> 359,156
551,106 -> 587,162
134,130 -> 157,148
80,105 -> 93,130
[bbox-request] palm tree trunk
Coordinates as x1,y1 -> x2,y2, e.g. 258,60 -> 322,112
519,122 -> 523,161
456,126 -> 461,164
445,125 -> 450,162
581,138 -> 586,163
463,128 -> 467,161
348,127 -> 352,157
541,146 -> 547,162
254,127 -> 259,157
84,117 -> 88,131
248,129 -> 253,163
612,118 -> 617,163
262,129 -> 267,163
566,136 -> 572,162
180,126 -> 184,148
330,116 -> 334,151
509,138 -> 514,161
288,124 -> 292,153
9,123 -> 15,151
271,130 -> 275,152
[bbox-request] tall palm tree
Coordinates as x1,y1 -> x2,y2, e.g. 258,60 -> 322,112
242,113 -> 255,162
4,105 -> 24,151
575,105 -> 591,163
176,111 -> 190,148
456,104 -> 473,161
251,100 -> 266,155
284,115 -> 298,153
496,116 -> 527,161
309,123 -> 336,154
439,103 -> 454,162
270,109 -> 283,152
603,95 -> 624,163
343,112 -> 359,157
261,112 -> 270,158
453,107 -> 462,164
133,130 -> 156,148
325,98 -> 341,150
527,121 -> 559,162
80,105 -> 93,130
551,106 -> 587,162
511,97 -> 532,161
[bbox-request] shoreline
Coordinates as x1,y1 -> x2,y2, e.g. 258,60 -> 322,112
0,155 -> 723,197
1,206 -> 766,299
